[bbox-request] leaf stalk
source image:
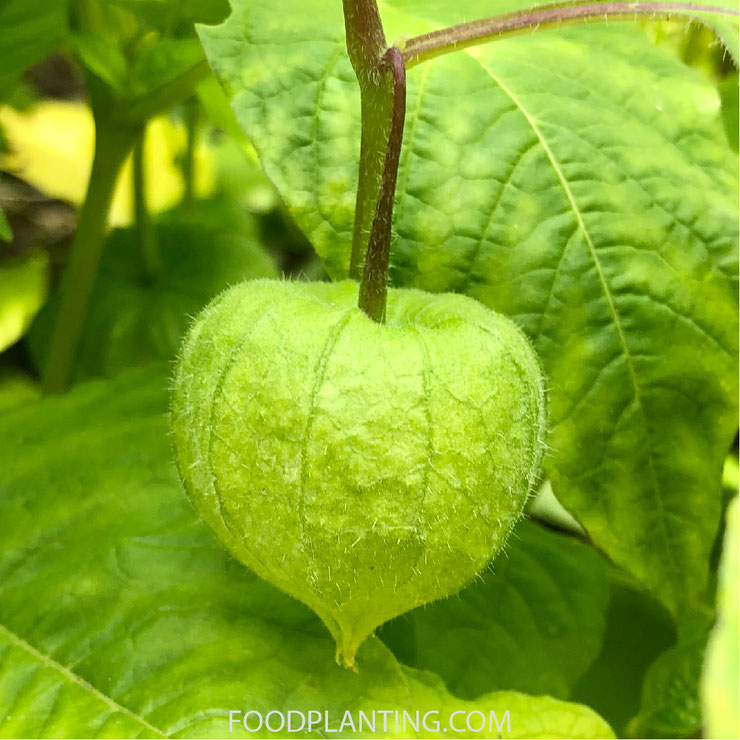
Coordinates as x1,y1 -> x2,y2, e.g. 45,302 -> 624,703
399,1 -> 739,67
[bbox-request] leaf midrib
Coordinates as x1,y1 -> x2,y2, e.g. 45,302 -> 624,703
461,50 -> 680,581
0,622 -> 166,738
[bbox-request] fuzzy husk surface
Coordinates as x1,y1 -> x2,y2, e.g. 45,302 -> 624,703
171,279 -> 547,668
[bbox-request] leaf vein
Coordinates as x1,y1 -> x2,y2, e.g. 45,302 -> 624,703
464,55 -> 681,581
0,623 -> 165,737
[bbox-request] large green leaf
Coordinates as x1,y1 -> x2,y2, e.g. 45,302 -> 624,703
199,0 -> 739,619
0,368 -> 614,739
0,0 -> 69,99
27,199 -> 276,381
629,615 -> 713,737
571,574 -> 676,736
380,520 -> 608,700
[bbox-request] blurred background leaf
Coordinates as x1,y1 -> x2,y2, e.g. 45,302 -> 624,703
628,614 -> 713,738
27,198 -> 277,380
0,206 -> 10,242
570,574 -> 676,737
0,0 -> 69,99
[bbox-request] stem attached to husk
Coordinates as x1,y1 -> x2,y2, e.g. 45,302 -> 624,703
342,0 -> 737,323
342,0 -> 407,323
357,48 -> 406,324
343,0 -> 389,283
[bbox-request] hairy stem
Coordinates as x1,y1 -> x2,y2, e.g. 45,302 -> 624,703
42,115 -> 137,394
342,0 -> 390,279
132,130 -> 161,282
342,0 -> 387,72
350,75 -> 391,280
358,48 -> 406,323
341,0 -> 408,320
400,0 -> 738,67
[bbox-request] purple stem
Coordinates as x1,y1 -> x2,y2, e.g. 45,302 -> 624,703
358,47 -> 407,323
401,1 -> 738,66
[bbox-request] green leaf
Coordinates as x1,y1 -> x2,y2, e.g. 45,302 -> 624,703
639,3 -> 740,64
0,368 -> 614,739
380,520 -> 608,700
571,574 -> 676,736
629,615 -> 713,737
27,199 -> 277,381
0,0 -> 69,99
702,496 -> 740,739
72,32 -> 130,93
402,668 -> 616,739
200,0 -> 739,619
687,11 -> 739,64
70,0 -> 224,115
133,38 -> 205,96
108,0 -> 230,35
